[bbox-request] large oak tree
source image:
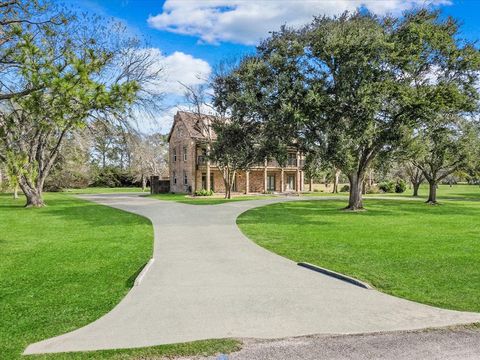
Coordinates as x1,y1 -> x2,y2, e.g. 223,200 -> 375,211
228,10 -> 480,210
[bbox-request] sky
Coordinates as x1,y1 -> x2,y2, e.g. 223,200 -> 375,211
63,0 -> 480,134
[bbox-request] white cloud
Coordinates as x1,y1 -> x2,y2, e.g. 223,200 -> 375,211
148,0 -> 451,45
162,51 -> 212,94
139,48 -> 212,96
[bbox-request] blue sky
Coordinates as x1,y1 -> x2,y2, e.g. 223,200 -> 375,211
64,0 -> 480,133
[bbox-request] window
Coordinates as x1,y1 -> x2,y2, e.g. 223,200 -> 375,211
183,146 -> 187,161
173,171 -> 176,184
173,148 -> 177,162
267,175 -> 276,191
183,171 -> 188,185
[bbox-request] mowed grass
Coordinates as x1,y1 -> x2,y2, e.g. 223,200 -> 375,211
149,193 -> 274,205
63,187 -> 146,194
237,196 -> 480,312
0,193 -> 239,359
302,183 -> 480,201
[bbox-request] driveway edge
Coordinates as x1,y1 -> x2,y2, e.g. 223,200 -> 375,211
298,262 -> 373,289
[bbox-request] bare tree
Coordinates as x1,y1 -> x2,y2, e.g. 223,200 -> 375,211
129,133 -> 168,191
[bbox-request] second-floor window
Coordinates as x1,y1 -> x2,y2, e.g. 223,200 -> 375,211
173,148 -> 177,162
183,171 -> 188,185
183,146 -> 187,161
173,171 -> 177,184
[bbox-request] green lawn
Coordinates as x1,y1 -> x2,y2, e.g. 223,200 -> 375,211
63,187 -> 147,194
237,197 -> 480,312
0,193 -> 240,359
301,183 -> 480,201
369,183 -> 480,200
149,193 -> 275,205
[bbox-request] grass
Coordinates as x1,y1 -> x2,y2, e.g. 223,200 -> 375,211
27,339 -> 241,360
237,192 -> 480,312
149,192 -> 275,205
0,193 -> 240,359
367,183 -> 480,201
63,187 -> 147,194
302,183 -> 480,201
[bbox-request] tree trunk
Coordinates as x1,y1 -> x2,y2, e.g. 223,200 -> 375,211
13,184 -> 18,200
426,180 -> 438,204
19,176 -> 45,207
346,174 -> 364,211
141,175 -> 147,192
332,169 -> 340,193
412,182 -> 420,197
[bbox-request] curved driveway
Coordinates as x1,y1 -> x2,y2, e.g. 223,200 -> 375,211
25,194 -> 480,354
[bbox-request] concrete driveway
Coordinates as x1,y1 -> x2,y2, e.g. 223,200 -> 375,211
24,194 -> 480,354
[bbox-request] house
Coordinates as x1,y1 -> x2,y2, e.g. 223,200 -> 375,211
167,111 -> 305,194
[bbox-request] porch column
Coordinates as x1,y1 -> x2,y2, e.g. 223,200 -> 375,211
280,168 -> 285,192
245,171 -> 250,194
300,170 -> 304,191
206,145 -> 211,191
263,159 -> 268,193
296,151 -> 300,193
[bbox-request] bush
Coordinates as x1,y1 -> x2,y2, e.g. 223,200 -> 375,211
379,181 -> 396,193
194,189 -> 214,196
395,179 -> 407,193
340,184 -> 350,192
313,188 -> 323,192
91,167 -> 138,188
366,185 -> 380,194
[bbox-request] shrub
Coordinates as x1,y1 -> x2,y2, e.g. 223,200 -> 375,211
313,188 -> 323,192
366,185 -> 380,194
379,181 -> 395,193
91,167 -> 137,188
395,179 -> 407,193
340,184 -> 350,192
195,189 -> 214,196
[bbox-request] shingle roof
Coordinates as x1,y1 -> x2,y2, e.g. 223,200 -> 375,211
167,111 -> 218,142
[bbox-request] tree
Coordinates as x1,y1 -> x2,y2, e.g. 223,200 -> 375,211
404,162 -> 425,197
0,7 -> 163,206
44,131 -> 93,191
0,1 -> 65,100
410,116 -> 478,204
129,133 -> 168,191
211,58 -> 272,199
229,11 -> 480,210
209,119 -> 265,199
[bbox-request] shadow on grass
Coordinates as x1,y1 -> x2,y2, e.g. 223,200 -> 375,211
238,199 -> 480,228
125,261 -> 149,288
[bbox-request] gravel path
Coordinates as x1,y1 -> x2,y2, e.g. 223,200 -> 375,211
201,326 -> 480,360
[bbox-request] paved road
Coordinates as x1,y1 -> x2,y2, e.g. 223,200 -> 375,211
203,326 -> 480,360
24,194 -> 480,354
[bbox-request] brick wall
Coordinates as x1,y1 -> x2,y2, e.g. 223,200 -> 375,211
169,118 -> 197,193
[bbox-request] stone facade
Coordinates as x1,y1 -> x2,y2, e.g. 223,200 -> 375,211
168,111 -> 305,194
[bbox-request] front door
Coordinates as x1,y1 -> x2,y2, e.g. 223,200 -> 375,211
267,175 -> 276,191
287,175 -> 295,191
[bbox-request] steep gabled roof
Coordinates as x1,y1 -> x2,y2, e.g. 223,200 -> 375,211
167,111 -> 218,142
